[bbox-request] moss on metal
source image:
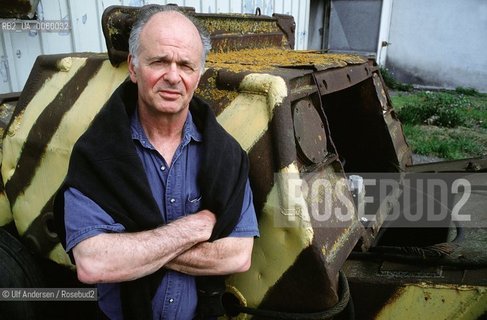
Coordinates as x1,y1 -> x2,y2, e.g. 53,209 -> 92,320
206,48 -> 367,73
198,16 -> 280,35
196,74 -> 239,103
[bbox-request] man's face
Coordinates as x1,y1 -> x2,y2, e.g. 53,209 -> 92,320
128,12 -> 203,117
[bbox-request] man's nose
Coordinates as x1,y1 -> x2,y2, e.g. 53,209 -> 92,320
163,63 -> 181,84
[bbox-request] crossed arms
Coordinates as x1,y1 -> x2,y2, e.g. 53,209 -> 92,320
72,210 -> 253,284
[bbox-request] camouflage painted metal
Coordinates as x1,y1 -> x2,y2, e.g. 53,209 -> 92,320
196,65 -> 361,313
1,54 -> 128,265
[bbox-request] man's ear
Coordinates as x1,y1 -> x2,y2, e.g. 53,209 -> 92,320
128,54 -> 137,83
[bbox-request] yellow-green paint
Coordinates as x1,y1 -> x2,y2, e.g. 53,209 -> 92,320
48,243 -> 74,268
216,73 -> 286,152
376,283 -> 487,320
276,164 -> 313,227
216,92 -> 268,152
226,162 -> 314,314
239,73 -> 287,116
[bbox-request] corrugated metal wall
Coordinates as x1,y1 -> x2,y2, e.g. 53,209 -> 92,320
0,0 -> 309,94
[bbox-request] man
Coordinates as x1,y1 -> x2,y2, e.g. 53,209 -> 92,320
54,5 -> 258,320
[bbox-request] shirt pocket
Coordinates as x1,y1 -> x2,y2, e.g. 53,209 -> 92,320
185,194 -> 202,215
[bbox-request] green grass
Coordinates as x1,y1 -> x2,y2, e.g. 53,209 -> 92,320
402,124 -> 487,159
391,90 -> 487,160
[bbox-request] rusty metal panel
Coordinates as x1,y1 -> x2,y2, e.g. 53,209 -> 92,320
293,98 -> 329,164
315,62 -> 374,95
373,72 -> 413,169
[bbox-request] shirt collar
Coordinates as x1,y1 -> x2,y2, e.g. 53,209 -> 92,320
130,107 -> 202,150
182,111 -> 203,143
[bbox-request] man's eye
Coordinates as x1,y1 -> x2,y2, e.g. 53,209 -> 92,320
149,59 -> 170,67
181,64 -> 194,72
151,60 -> 165,66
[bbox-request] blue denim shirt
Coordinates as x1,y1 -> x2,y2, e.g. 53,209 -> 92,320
64,110 -> 259,320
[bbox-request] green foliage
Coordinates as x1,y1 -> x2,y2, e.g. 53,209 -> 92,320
455,86 -> 480,96
403,124 -> 487,160
392,90 -> 487,160
397,92 -> 469,128
379,67 -> 413,92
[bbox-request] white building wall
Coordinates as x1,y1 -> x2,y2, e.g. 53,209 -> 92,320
386,0 -> 487,92
0,0 -> 309,94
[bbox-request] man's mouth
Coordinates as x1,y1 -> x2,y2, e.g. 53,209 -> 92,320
158,89 -> 181,100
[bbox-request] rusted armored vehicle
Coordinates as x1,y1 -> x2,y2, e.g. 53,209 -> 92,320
0,4 -> 486,319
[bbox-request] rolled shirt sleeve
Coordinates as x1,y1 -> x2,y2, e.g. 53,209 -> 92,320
228,180 -> 260,238
64,187 -> 125,252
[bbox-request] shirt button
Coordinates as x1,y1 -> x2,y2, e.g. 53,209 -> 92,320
160,165 -> 166,171
169,298 -> 174,303
170,198 -> 176,203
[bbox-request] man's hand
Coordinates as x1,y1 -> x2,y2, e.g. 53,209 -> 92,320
72,210 -> 216,284
165,208 -> 254,276
194,209 -> 217,236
